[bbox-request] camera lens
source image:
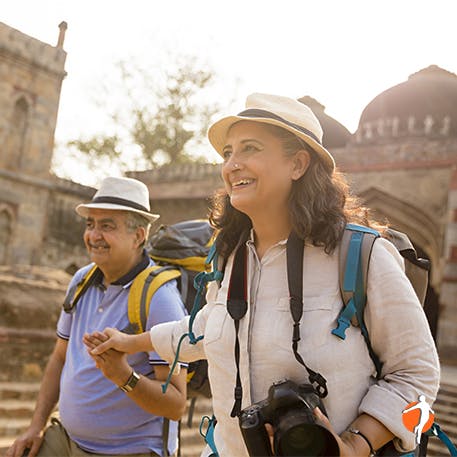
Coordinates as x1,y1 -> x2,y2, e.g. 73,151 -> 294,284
279,423 -> 328,456
275,414 -> 339,456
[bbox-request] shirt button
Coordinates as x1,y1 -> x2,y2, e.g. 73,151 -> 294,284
98,307 -> 103,313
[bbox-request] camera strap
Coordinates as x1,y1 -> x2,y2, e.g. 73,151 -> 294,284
227,233 -> 328,417
227,242 -> 249,417
286,232 -> 328,398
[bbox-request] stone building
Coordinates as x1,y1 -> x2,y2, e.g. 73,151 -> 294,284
0,21 -> 93,272
0,20 -> 456,373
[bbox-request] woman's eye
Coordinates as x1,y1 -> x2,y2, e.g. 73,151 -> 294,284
222,150 -> 232,160
243,144 -> 258,152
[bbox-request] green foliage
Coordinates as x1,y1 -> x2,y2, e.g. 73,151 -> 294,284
68,56 -> 221,170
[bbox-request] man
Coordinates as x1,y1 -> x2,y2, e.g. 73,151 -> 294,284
7,177 -> 188,457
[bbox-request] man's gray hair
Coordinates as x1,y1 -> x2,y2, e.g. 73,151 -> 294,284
125,211 -> 151,247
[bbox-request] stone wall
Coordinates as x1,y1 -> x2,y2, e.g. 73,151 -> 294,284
0,21 -> 66,178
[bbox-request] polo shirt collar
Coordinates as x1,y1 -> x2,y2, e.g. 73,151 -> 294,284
111,250 -> 150,286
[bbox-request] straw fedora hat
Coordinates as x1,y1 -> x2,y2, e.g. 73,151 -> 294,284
208,93 -> 335,171
75,176 -> 160,223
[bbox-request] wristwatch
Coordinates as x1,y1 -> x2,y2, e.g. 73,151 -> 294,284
119,370 -> 140,393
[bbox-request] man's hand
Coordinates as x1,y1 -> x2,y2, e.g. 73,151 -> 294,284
6,426 -> 43,457
84,331 -> 131,386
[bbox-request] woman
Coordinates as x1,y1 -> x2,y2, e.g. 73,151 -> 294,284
86,93 -> 440,457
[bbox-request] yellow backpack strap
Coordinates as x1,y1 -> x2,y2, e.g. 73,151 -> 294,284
63,264 -> 99,313
125,265 -> 181,334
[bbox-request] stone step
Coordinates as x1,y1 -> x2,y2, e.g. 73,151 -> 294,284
0,436 -> 16,457
0,399 -> 35,419
435,401 -> 457,417
0,382 -> 40,401
427,436 -> 456,456
0,418 -> 30,438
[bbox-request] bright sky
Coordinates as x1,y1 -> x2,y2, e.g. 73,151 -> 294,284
2,0 -> 457,184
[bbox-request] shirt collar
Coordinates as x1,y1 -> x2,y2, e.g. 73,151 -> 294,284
111,250 -> 150,287
246,228 -> 288,247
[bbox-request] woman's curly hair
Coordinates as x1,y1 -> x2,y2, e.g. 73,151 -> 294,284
208,123 -> 386,258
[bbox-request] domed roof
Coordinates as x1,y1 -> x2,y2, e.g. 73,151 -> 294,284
298,96 -> 351,148
357,65 -> 457,141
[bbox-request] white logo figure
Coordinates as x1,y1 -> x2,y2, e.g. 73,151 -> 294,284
402,395 -> 434,445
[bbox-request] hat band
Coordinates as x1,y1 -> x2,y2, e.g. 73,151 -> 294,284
237,108 -> 322,145
91,196 -> 150,213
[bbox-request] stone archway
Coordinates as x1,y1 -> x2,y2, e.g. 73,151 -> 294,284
359,187 -> 441,287
359,187 -> 442,340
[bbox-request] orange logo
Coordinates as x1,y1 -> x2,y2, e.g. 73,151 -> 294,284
402,395 -> 434,445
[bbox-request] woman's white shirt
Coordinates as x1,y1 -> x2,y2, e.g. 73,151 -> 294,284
151,236 -> 440,457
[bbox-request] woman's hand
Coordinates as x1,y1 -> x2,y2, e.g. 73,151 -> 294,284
83,328 -> 129,354
313,407 -> 371,457
83,327 -> 154,355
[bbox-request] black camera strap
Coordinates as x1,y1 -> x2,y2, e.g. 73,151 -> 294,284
227,242 -> 249,417
286,232 -> 328,398
227,233 -> 328,417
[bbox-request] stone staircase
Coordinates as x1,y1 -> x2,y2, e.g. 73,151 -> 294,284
1,382 -> 455,457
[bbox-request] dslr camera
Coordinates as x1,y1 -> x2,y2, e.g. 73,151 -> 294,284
239,379 -> 339,456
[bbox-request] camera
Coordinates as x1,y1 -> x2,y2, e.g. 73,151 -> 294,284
239,379 -> 340,456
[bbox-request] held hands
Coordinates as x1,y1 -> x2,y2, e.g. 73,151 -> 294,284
83,327 -> 130,355
83,330 -> 131,386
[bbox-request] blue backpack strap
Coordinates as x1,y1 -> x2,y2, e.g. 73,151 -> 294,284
426,423 -> 457,456
200,415 -> 219,457
161,241 -> 223,394
332,224 -> 383,377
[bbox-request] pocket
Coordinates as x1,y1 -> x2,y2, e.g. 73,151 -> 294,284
277,293 -> 338,348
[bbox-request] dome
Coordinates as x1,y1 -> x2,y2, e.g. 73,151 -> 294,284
357,65 -> 457,142
298,96 -> 351,148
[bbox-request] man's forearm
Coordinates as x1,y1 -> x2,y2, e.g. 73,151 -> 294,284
30,344 -> 65,429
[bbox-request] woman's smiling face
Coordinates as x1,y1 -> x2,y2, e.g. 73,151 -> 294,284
221,121 -> 307,220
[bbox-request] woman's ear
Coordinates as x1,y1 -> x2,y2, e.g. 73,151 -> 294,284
291,149 -> 311,180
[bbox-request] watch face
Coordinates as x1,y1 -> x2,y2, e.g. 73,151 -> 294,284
120,371 -> 140,392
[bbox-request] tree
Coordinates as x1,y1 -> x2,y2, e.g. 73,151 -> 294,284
66,55 -> 224,173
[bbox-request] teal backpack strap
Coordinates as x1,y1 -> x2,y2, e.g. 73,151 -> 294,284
332,224 -> 383,377
200,415 -> 219,457
426,423 -> 457,456
161,242 -> 223,394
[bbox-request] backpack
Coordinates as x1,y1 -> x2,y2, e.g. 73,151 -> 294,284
63,219 -> 215,401
332,224 -> 455,457
332,224 -> 430,378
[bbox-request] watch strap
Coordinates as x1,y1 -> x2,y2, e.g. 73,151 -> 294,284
119,370 -> 140,393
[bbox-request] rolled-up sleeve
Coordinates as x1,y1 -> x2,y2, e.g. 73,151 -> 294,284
359,238 -> 440,451
150,279 -> 220,367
